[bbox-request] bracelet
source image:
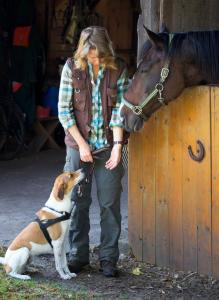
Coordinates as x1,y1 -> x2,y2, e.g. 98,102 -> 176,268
113,141 -> 123,145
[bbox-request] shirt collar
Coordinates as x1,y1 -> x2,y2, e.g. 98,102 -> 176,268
88,62 -> 104,80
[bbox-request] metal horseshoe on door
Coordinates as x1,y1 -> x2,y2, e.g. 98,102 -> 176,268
188,140 -> 205,162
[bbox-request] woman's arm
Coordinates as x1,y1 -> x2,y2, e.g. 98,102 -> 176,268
106,68 -> 128,170
58,62 -> 92,162
105,126 -> 123,170
68,125 -> 93,162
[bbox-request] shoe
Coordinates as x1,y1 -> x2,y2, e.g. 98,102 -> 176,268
68,260 -> 89,273
100,260 -> 119,277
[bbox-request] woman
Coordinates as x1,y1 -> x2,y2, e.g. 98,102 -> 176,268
58,26 -> 128,277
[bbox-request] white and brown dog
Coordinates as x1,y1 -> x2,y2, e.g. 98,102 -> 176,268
0,170 -> 84,280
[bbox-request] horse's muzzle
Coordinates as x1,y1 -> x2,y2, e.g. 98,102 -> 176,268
122,113 -> 144,133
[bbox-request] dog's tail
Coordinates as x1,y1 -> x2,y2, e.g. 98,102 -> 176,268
0,257 -> 5,264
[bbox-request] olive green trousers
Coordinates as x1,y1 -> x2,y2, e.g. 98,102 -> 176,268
64,146 -> 124,264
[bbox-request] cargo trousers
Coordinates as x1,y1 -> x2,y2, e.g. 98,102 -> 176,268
64,146 -> 124,264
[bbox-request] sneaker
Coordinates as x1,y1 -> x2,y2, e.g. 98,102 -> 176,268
100,260 -> 119,277
68,260 -> 89,273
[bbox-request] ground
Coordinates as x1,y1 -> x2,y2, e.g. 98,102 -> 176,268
1,150 -> 219,299
21,249 -> 219,300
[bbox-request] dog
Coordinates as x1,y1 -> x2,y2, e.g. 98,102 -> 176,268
0,170 -> 84,280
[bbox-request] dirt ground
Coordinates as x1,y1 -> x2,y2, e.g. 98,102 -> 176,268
28,249 -> 219,300
1,150 -> 219,299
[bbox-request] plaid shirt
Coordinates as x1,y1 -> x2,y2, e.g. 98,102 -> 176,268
58,61 -> 128,149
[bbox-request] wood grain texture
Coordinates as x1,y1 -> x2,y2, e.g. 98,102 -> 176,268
129,86 -> 215,277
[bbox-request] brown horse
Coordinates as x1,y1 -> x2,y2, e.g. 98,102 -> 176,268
121,27 -> 219,132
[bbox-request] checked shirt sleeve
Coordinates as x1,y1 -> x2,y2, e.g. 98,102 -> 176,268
58,62 -> 76,129
109,68 -> 129,128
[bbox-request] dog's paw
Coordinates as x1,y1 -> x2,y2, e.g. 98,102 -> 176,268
69,272 -> 77,278
9,273 -> 31,280
60,273 -> 72,280
22,274 -> 31,280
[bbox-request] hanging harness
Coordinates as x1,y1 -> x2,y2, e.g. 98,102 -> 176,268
35,206 -> 71,249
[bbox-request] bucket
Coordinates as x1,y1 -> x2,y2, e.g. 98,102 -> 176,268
42,86 -> 59,116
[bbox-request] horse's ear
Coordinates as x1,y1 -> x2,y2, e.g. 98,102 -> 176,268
143,25 -> 165,50
159,23 -> 169,33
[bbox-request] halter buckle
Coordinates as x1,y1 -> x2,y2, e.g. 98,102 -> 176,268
132,106 -> 143,115
161,67 -> 169,80
158,96 -> 166,106
155,83 -> 164,92
157,89 -> 166,106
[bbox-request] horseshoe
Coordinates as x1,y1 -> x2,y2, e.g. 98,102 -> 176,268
188,140 -> 205,162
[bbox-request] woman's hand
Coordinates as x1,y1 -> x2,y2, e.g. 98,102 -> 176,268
79,142 -> 93,162
105,145 -> 122,170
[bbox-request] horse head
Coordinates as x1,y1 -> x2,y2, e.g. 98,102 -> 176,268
121,27 -> 186,132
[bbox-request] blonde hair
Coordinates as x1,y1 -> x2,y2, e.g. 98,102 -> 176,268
74,26 -> 117,70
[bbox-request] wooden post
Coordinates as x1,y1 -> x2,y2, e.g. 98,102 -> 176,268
137,0 -> 161,62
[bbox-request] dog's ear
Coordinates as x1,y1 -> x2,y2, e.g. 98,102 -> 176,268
53,182 -> 66,201
57,183 -> 65,200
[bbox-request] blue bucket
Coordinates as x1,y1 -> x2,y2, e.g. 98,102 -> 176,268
42,86 -> 59,116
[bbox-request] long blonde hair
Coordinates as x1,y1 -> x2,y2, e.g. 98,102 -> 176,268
74,26 -> 117,70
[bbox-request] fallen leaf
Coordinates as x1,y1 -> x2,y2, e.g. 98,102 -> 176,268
132,267 -> 143,275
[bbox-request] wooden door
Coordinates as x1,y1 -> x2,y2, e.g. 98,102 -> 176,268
129,86 -> 215,276
211,87 -> 219,278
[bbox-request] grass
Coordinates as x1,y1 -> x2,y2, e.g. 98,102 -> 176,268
0,246 -> 96,300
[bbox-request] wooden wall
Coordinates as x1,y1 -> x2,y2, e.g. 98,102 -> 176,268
96,0 -> 138,74
132,2 -> 219,273
161,0 -> 219,32
128,87 -> 219,277
35,0 -> 138,79
137,0 -> 219,61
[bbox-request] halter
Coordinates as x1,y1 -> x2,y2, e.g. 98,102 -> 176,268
122,63 -> 169,120
122,33 -> 174,120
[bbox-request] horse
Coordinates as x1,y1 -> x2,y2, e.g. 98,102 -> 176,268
121,27 -> 219,132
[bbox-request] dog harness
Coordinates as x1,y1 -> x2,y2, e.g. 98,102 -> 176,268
35,206 -> 71,248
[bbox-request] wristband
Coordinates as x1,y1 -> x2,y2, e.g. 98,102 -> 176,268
113,141 -> 123,145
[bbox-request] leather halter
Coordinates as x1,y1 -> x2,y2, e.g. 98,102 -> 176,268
122,63 -> 169,120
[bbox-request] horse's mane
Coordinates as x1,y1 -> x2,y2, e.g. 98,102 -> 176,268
140,31 -> 219,82
169,31 -> 219,81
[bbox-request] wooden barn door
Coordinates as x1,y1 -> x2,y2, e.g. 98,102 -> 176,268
211,87 -> 219,278
128,86 -> 219,276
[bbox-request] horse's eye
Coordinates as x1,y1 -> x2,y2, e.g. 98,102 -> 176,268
141,68 -> 148,73
141,65 -> 150,73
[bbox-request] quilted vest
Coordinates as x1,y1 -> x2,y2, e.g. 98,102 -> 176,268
65,57 -> 128,149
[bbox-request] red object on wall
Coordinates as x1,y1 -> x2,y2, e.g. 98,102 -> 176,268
13,26 -> 31,47
12,81 -> 23,93
36,106 -> 51,119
